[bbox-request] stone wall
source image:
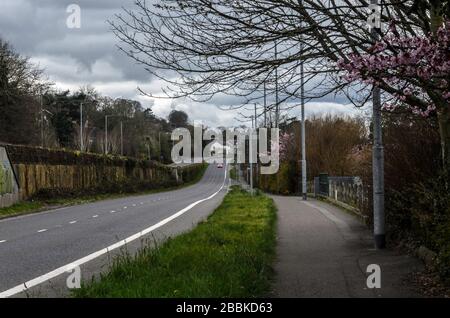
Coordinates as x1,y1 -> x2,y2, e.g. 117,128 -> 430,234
0,146 -> 20,208
0,144 -> 204,205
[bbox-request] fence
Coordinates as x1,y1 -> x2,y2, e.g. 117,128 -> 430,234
313,174 -> 368,215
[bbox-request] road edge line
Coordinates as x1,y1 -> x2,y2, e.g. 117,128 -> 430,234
0,165 -> 227,298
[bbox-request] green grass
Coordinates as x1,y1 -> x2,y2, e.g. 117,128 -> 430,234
0,164 -> 208,219
0,201 -> 44,218
73,187 -> 277,298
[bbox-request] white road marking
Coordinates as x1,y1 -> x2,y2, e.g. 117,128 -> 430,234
37,229 -> 47,233
140,202 -> 143,205
132,204 -> 136,207
92,215 -> 98,218
123,206 -> 127,209
0,165 -> 227,298
69,221 -> 77,224
0,240 -> 6,244
110,210 -> 116,213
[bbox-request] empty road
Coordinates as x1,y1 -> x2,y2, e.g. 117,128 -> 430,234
0,164 -> 228,297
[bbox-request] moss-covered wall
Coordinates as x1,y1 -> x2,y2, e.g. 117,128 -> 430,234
1,144 -> 203,200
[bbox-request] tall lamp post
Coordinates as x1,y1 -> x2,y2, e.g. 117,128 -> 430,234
299,6 -> 307,201
120,121 -> 124,156
105,115 -> 123,155
370,0 -> 385,249
80,102 -> 83,151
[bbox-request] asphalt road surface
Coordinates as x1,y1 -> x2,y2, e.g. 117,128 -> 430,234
0,164 -> 228,297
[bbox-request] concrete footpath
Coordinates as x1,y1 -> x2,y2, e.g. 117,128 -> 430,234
270,196 -> 425,298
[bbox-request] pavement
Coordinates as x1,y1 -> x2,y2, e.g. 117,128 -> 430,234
271,196 -> 425,298
0,164 -> 228,298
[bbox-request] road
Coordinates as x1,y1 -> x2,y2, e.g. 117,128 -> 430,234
0,164 -> 228,297
271,196 -> 424,298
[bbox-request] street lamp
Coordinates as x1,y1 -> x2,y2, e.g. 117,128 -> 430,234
105,115 -> 123,155
80,102 -> 83,151
80,97 -> 98,152
370,0 -> 385,249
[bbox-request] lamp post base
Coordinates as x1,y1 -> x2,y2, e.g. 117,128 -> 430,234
374,234 -> 386,249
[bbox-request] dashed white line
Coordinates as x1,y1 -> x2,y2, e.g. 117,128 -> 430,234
0,240 -> 6,244
92,215 -> 98,218
37,229 -> 47,233
123,206 -> 127,209
132,204 -> 136,207
69,221 -> 77,224
0,165 -> 228,298
110,210 -> 116,213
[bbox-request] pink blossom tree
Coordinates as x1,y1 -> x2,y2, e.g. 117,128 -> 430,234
337,20 -> 450,170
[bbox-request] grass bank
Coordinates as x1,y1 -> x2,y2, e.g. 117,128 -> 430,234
74,187 -> 277,298
0,164 -> 207,219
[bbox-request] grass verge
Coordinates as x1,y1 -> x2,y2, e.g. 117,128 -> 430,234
0,201 -> 45,218
73,186 -> 277,298
0,164 -> 208,219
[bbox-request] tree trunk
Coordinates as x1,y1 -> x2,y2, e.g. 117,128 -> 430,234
430,1 -> 448,170
438,106 -> 450,171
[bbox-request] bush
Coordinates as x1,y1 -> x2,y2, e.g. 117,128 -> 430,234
386,171 -> 450,283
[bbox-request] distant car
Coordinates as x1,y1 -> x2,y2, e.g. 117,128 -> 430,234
217,163 -> 224,168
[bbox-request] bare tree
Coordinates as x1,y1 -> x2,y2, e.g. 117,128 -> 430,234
110,0 -> 449,164
110,1 -> 438,100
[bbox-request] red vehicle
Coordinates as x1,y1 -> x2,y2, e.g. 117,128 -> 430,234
217,163 -> 224,168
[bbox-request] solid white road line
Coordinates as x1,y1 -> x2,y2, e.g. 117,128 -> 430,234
0,166 -> 227,298
37,229 -> 47,233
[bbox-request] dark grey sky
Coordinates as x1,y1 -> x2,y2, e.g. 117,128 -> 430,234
0,0 -> 359,127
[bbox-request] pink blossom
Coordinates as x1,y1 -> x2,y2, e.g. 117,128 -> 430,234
336,21 -> 449,118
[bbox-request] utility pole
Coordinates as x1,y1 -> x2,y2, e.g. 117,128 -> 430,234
80,102 -> 83,152
264,82 -> 267,127
275,41 -> 280,193
120,121 -> 124,156
250,115 -> 254,195
105,115 -> 108,154
159,131 -> 162,160
275,42 -> 279,128
254,103 -> 259,187
300,1 -> 307,201
40,93 -> 44,148
371,0 -> 385,249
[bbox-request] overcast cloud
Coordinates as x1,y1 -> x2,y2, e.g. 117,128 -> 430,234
0,0 -> 361,127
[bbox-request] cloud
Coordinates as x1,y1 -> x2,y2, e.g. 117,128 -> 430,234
0,0 -> 359,127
